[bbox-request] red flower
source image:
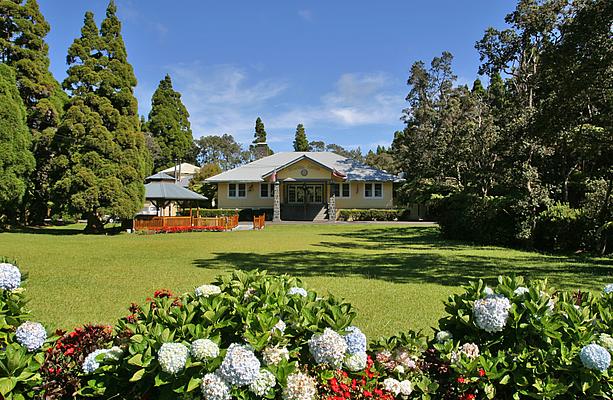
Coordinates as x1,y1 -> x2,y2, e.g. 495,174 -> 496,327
154,289 -> 173,298
478,368 -> 486,377
363,390 -> 373,397
457,377 -> 466,384
63,347 -> 75,356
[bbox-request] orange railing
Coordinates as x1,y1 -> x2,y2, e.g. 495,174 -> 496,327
133,215 -> 239,231
253,214 -> 265,230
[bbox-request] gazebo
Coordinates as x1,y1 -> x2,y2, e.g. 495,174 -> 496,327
144,172 -> 207,216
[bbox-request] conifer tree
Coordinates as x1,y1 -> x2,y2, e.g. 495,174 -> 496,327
253,117 -> 267,143
145,74 -> 194,169
293,123 -> 309,151
471,78 -> 486,98
51,2 -> 148,233
0,63 -> 34,222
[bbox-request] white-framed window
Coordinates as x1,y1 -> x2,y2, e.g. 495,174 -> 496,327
228,183 -> 246,198
332,182 -> 351,198
364,182 -> 383,198
260,183 -> 274,198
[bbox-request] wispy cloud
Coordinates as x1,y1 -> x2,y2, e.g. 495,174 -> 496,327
298,9 -> 313,22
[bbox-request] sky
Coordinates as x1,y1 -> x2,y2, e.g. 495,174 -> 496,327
39,1 -> 512,152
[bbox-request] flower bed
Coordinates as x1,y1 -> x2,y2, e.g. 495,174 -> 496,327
144,225 -> 226,234
1,259 -> 613,399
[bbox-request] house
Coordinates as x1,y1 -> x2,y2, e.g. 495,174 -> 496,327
159,162 -> 200,187
205,151 -> 403,221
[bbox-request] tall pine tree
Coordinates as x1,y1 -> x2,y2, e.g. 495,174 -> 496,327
51,2 -> 148,233
0,63 -> 35,222
0,0 -> 68,223
145,74 -> 194,170
250,116 -> 271,158
293,123 -> 309,151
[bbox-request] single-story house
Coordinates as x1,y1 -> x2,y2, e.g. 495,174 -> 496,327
205,151 -> 404,221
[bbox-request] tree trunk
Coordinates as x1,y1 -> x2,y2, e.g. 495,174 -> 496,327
84,212 -> 105,234
598,177 -> 613,255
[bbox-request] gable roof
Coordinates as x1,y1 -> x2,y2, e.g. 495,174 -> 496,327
205,152 -> 401,183
160,163 -> 200,176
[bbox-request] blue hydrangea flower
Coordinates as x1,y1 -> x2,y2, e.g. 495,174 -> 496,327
344,326 -> 367,354
249,369 -> 276,396
580,343 -> 611,372
513,286 -> 530,296
82,346 -> 122,373
0,263 -> 21,290
308,328 -> 347,367
190,339 -> 219,361
603,284 -> 613,295
158,343 -> 189,374
473,294 -> 511,333
344,351 -> 367,371
218,343 -> 261,386
435,330 -> 453,343
287,287 -> 308,297
15,321 -> 46,351
201,373 -> 231,400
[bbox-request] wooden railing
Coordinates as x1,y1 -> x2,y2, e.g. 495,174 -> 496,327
133,215 -> 239,231
253,214 -> 265,230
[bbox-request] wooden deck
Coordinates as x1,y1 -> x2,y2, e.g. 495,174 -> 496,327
133,215 -> 239,231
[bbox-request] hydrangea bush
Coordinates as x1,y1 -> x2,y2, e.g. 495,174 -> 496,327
2,261 -> 613,399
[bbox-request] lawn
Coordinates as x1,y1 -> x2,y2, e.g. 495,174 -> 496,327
1,223 -> 611,338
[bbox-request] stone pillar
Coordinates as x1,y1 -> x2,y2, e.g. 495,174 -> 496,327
328,193 -> 336,222
273,181 -> 281,222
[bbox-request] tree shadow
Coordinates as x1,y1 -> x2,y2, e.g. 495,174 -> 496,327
4,225 -> 124,236
195,249 -> 613,290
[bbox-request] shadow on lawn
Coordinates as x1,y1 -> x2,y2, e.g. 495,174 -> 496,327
195,227 -> 613,289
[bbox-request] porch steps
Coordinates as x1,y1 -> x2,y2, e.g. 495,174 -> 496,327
313,206 -> 328,221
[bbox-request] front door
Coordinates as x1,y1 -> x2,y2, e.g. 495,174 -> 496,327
283,183 -> 326,220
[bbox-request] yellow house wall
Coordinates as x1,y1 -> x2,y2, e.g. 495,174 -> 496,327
217,182 -> 275,209
334,181 -> 394,209
276,159 -> 332,180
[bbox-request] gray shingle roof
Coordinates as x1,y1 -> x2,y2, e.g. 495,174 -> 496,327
205,152 -> 401,183
145,181 -> 208,201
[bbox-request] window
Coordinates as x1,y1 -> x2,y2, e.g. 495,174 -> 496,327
364,183 -> 383,198
260,183 -> 274,198
332,183 -> 350,198
229,183 -> 246,198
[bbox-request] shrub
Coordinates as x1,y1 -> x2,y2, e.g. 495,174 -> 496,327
336,209 -> 411,221
533,202 -> 585,251
433,193 -> 537,246
2,261 -> 613,399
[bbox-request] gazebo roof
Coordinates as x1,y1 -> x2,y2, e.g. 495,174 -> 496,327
145,180 -> 207,202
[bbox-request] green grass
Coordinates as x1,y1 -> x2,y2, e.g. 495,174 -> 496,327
0,223 -> 611,338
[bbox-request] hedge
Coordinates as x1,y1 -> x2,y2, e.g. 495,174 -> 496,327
2,259 -> 613,399
336,209 -> 412,222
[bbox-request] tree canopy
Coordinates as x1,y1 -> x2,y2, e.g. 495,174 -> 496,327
293,123 -> 309,151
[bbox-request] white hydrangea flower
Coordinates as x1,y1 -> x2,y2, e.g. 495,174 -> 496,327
287,287 -> 308,297
308,328 -> 347,367
272,319 -> 286,334
82,346 -> 122,373
158,343 -> 189,374
0,263 -> 21,290
262,346 -> 290,366
191,339 -> 219,361
383,378 -> 401,395
218,343 -> 261,386
513,286 -> 530,296
451,342 -> 480,363
484,286 -> 494,295
436,330 -> 453,343
603,284 -> 613,294
344,326 -> 367,354
283,372 -> 317,400
473,294 -> 511,333
580,343 -> 611,372
598,333 -> 613,354
201,373 -> 231,400
399,380 -> 413,396
15,321 -> 46,351
344,351 -> 367,371
249,369 -> 276,396
195,284 -> 222,297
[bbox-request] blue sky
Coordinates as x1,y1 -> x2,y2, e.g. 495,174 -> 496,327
40,1 -> 511,152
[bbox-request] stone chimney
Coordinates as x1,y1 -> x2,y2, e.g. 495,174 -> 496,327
255,142 -> 269,160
